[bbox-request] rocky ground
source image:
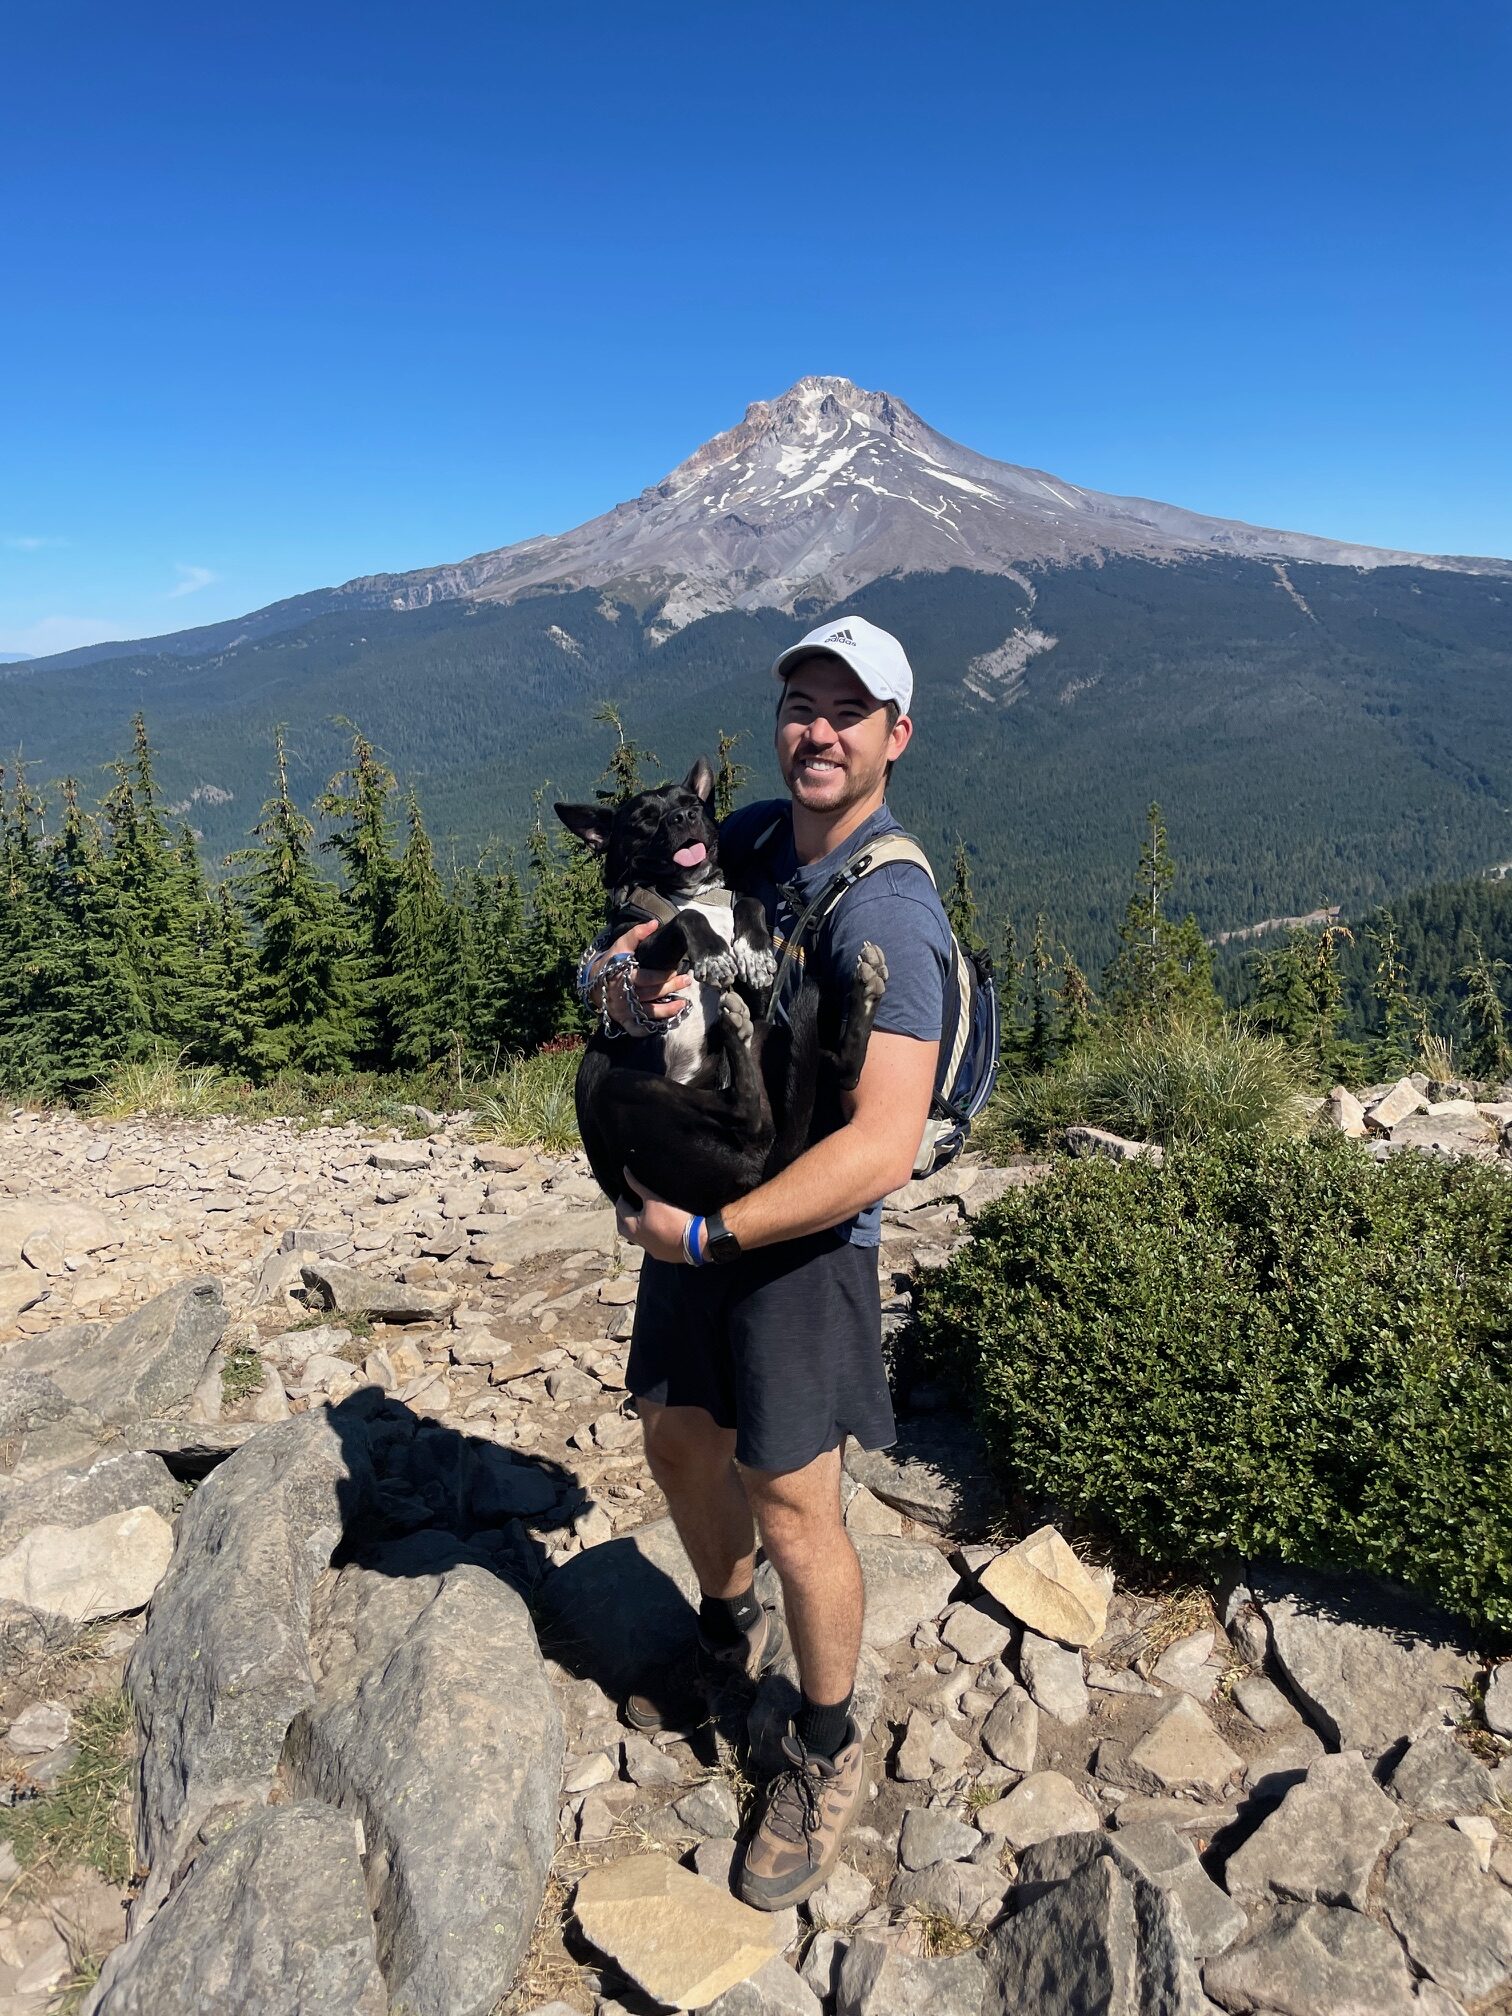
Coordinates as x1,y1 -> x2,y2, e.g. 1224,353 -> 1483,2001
0,1101 -> 1506,2016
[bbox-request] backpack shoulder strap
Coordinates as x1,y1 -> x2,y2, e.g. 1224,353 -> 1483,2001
843,834 -> 938,889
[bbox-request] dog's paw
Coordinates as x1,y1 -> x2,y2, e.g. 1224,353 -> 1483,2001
720,991 -> 755,1048
693,949 -> 738,989
855,940 -> 889,1008
735,941 -> 779,992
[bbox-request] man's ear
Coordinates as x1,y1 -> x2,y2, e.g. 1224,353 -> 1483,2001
684,757 -> 715,804
554,801 -> 613,852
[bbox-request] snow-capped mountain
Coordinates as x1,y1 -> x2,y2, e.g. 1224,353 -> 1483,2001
351,374 -> 1506,635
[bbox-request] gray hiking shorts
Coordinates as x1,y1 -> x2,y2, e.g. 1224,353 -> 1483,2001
626,1230 -> 896,1475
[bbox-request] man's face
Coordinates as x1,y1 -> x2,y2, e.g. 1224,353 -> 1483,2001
775,655 -> 911,816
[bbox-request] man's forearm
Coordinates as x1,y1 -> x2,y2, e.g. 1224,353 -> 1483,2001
720,1120 -> 905,1251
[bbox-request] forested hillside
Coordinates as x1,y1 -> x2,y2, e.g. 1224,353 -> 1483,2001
4,555 -> 1510,975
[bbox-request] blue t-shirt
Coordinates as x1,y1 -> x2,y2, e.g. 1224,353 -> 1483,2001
720,799 -> 952,1245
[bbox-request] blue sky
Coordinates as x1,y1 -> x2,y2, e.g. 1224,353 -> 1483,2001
2,0 -> 1507,659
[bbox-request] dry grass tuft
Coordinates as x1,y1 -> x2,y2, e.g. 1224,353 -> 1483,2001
910,1905 -> 977,1958
0,1691 -> 134,1890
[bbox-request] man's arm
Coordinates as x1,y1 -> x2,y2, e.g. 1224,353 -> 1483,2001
619,1029 -> 935,1260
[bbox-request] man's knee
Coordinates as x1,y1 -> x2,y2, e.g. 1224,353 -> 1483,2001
745,1453 -> 847,1574
639,1402 -> 737,1487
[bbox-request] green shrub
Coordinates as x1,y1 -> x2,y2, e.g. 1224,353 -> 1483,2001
912,1132 -> 1512,1633
980,1015 -> 1308,1156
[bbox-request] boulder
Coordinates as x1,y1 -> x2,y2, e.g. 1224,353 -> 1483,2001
574,1854 -> 784,2009
1381,1823 -> 1512,2006
4,1280 -> 226,1427
1387,1727 -> 1500,1817
299,1262 -> 455,1323
0,1504 -> 172,1623
1486,1659 -> 1512,1738
1063,1126 -> 1163,1164
83,1803 -> 384,2016
938,1595 -> 1014,1664
284,1531 -> 562,2016
1107,1822 -> 1246,1958
977,1525 -> 1107,1648
980,1841 -> 1211,2016
1364,1077 -> 1427,1131
834,1937 -> 985,2016
1150,1629 -> 1221,1702
1222,1751 -> 1399,1910
0,1451 -> 177,1556
898,1806 -> 981,1871
1388,1109 -> 1500,1162
536,1516 -> 698,1695
1229,1674 -> 1296,1733
1323,1087 -> 1366,1137
705,1956 -> 823,2016
0,1197 -> 115,1270
853,1534 -> 957,1648
807,1861 -> 872,1927
128,1408 -> 375,1913
1203,1901 -> 1420,2016
844,1422 -> 999,1533
890,1858 -> 1010,1926
1248,1566 -> 1475,1756
1125,1695 -> 1241,1801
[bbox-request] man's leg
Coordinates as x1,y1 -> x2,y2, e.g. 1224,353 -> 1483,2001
741,1446 -> 861,1710
638,1398 -> 754,1597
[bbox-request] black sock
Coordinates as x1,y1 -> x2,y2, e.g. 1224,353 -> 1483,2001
699,1586 -> 762,1648
795,1691 -> 853,1760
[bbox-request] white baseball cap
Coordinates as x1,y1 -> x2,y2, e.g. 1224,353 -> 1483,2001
771,614 -> 914,715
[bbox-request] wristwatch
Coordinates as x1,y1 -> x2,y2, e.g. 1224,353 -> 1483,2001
702,1211 -> 743,1265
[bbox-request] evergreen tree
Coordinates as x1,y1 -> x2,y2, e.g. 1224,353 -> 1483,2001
318,730 -> 400,1067
37,781 -> 145,1093
943,839 -> 985,952
1459,935 -> 1512,1083
593,703 -> 659,805
997,916 -> 1026,1064
713,728 -> 749,821
100,716 -> 207,1049
1102,804 -> 1220,1024
1368,914 -> 1417,1073
1027,913 -> 1053,1071
387,790 -> 449,1070
512,792 -> 604,1048
235,727 -> 362,1074
0,765 -> 56,1092
468,865 -> 528,1062
1055,947 -> 1097,1054
210,884 -> 262,1072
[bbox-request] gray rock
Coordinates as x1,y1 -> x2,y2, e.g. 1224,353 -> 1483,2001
676,1778 -> 743,1838
706,1956 -> 823,2016
1126,1696 -> 1241,1801
127,1409 -> 375,1914
1241,1722 -> 1325,1803
1203,1901 -> 1420,2016
6,1280 -> 225,1427
898,1806 -> 981,1871
1381,1823 -> 1512,2005
285,1530 -> 563,2016
85,1803 -> 384,2015
299,1261 -> 454,1323
1388,1727 -> 1500,1817
1250,1564 -> 1475,1756
6,1699 -> 71,1754
981,1685 -> 1038,1772
536,1516 -> 698,1695
843,1427 -> 998,1535
1018,1630 -> 1089,1724
691,1836 -> 739,1889
1230,1673 -> 1296,1732
0,1503 -> 172,1623
834,1937 -> 986,2016
981,1843 -> 1209,2015
800,1929 -> 849,2000
1063,1125 -> 1162,1164
1151,1630 -> 1221,1702
939,1596 -> 1014,1664
809,1861 -> 872,1928
1223,1751 -> 1399,1910
891,1857 -> 1010,1926
0,1365 -> 102,1475
987,1770 -> 1099,1850
1110,1821 -> 1246,1958
0,1451 -> 177,1557
623,1732 -> 683,1787
854,1535 -> 957,1648
1485,1659 -> 1512,1738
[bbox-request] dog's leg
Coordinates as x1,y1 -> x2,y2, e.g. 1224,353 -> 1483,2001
715,990 -> 770,1131
835,940 -> 888,1091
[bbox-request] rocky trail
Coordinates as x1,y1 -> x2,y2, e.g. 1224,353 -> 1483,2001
0,1103 -> 1506,2016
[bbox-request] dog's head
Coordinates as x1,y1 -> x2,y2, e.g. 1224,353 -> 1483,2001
555,758 -> 719,899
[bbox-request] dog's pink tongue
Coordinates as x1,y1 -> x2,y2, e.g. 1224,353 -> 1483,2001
673,842 -> 707,868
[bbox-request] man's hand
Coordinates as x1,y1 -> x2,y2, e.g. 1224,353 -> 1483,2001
616,1169 -> 693,1264
591,920 -> 692,1030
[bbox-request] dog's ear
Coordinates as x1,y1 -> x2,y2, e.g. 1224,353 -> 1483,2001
554,801 -> 613,852
684,758 -> 715,804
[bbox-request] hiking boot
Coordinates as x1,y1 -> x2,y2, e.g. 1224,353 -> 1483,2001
736,1719 -> 866,1910
623,1604 -> 788,1733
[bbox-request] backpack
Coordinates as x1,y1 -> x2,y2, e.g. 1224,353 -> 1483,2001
754,824 -> 1001,1180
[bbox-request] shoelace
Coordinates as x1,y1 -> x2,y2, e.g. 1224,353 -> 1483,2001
762,1753 -> 826,1846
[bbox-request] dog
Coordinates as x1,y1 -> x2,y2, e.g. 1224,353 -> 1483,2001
555,758 -> 887,1214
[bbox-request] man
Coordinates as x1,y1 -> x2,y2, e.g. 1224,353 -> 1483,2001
583,615 -> 951,1908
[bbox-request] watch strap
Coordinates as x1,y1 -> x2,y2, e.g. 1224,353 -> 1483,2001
703,1210 -> 742,1264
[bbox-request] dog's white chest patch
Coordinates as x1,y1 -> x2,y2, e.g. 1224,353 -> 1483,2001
661,891 -> 740,1089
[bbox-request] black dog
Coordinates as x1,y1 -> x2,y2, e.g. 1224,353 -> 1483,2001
555,759 -> 887,1213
